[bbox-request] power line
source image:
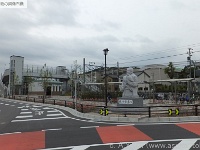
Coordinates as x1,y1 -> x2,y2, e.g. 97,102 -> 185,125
117,52 -> 187,65
117,43 -> 200,60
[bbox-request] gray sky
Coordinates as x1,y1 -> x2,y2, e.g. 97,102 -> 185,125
1,0 -> 200,74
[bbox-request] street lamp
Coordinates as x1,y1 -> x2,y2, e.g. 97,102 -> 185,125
103,48 -> 109,107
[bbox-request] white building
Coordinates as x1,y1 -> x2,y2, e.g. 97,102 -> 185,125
2,55 -> 70,96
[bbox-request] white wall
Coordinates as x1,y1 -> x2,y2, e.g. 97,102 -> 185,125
138,73 -> 150,92
9,55 -> 24,84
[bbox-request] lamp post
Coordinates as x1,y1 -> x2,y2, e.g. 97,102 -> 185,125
103,48 -> 109,108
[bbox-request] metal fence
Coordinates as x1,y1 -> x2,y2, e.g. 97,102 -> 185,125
8,95 -> 200,118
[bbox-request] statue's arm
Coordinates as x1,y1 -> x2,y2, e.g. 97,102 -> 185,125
127,76 -> 138,87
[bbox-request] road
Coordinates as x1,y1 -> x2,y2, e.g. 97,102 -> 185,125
0,97 -> 200,150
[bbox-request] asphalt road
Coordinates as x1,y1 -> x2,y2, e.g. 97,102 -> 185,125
0,97 -> 200,150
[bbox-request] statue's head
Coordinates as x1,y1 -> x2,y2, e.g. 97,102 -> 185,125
127,67 -> 133,75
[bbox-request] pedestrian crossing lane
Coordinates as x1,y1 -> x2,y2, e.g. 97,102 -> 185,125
13,105 -> 69,122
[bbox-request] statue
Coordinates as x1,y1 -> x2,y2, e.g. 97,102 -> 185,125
120,67 -> 139,98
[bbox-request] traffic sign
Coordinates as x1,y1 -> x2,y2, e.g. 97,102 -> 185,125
99,109 -> 103,115
168,108 -> 179,116
99,108 -> 109,116
175,108 -> 179,115
105,109 -> 109,116
168,109 -> 172,115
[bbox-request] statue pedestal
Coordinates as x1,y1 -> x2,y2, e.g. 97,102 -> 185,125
117,97 -> 143,107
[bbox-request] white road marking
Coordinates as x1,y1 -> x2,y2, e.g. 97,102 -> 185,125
123,141 -> 150,150
173,139 -> 198,150
0,103 -> 3,104
0,122 -> 6,125
31,108 -> 41,111
0,132 -> 21,136
136,121 -> 200,126
5,104 -> 9,105
10,105 -> 15,106
32,105 -> 42,108
20,112 -> 32,114
117,124 -> 135,126
18,106 -> 24,108
70,145 -> 90,150
43,107 -> 53,110
38,138 -> 200,150
16,115 -> 33,118
42,128 -> 62,131
80,126 -> 99,129
21,109 -> 29,111
57,109 -> 68,117
11,116 -> 69,122
47,110 -> 58,113
46,114 -> 63,117
35,111 -> 44,115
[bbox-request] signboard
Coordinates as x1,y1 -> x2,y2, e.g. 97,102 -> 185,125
117,97 -> 143,107
99,108 -> 109,116
168,108 -> 179,116
168,109 -> 172,116
118,99 -> 133,105
99,109 -> 103,115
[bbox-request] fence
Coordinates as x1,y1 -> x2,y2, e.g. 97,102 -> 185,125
7,95 -> 200,118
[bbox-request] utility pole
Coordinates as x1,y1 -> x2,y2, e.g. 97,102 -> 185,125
82,58 -> 85,94
152,73 -> 155,103
187,48 -> 193,98
117,62 -> 119,81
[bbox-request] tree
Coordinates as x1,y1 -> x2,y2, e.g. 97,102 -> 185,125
23,76 -> 35,100
164,62 -> 175,79
11,71 -> 19,97
39,64 -> 52,101
164,62 -> 176,95
179,66 -> 189,78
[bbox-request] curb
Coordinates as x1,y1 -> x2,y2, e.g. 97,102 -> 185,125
2,98 -> 200,123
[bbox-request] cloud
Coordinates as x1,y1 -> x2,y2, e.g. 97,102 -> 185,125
0,0 -> 200,75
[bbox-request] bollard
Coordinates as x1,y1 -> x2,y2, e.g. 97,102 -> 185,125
65,101 -> 66,107
148,107 -> 151,118
195,105 -> 198,116
26,97 -> 27,101
81,104 -> 83,113
73,102 -> 75,109
54,99 -> 55,105
34,98 -> 35,102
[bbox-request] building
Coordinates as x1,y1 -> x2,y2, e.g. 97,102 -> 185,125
1,55 -> 70,96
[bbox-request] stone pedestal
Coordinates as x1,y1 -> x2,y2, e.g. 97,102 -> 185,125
117,97 -> 143,107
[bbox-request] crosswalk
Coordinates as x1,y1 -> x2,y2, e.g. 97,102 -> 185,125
12,104 -> 69,122
41,138 -> 200,150
0,99 -> 70,122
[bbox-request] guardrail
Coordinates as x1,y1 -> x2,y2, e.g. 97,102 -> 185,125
6,95 -> 200,118
8,95 -> 95,113
96,104 -> 200,118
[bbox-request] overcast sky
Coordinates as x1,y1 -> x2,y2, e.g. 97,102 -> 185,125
1,0 -> 200,74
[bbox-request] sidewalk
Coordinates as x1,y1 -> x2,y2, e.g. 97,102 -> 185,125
9,95 -> 200,123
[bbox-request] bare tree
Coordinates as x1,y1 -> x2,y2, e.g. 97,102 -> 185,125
39,64 -> 52,101
23,75 -> 35,100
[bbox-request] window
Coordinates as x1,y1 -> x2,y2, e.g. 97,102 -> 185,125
138,87 -> 143,91
144,87 -> 148,91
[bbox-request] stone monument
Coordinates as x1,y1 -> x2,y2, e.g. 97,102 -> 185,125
118,67 -> 143,107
